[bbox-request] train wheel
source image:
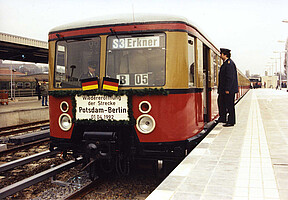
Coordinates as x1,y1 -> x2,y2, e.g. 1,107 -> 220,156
100,159 -> 114,174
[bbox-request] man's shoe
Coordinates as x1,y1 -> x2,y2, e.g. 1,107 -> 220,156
223,123 -> 234,127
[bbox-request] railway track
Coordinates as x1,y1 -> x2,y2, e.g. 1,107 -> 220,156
1,121 -> 202,199
0,120 -> 49,137
1,155 -> 167,199
0,157 -> 83,199
63,179 -> 99,199
0,136 -> 50,156
34,165 -> 163,200
0,150 -> 58,173
0,122 -> 50,155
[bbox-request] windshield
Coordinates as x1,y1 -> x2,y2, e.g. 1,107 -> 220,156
106,33 -> 166,87
54,37 -> 101,88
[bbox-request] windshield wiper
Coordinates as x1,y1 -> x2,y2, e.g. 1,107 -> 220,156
56,33 -> 67,42
110,28 -> 119,39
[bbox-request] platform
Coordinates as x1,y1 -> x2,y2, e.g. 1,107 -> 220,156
147,89 -> 288,200
0,97 -> 49,128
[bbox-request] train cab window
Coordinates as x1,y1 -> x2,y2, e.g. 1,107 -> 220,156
188,36 -> 195,87
106,33 -> 166,87
54,37 -> 101,88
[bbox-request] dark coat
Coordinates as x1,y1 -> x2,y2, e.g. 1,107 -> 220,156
218,58 -> 239,94
80,72 -> 95,80
40,83 -> 48,96
36,83 -> 40,94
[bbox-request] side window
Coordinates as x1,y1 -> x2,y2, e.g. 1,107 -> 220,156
17,82 -> 23,89
196,39 -> 203,87
213,52 -> 217,87
217,55 -> 221,85
188,36 -> 195,87
24,82 -> 31,89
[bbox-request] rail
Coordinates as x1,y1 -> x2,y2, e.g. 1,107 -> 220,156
0,138 -> 50,155
64,180 -> 99,200
0,150 -> 59,173
0,120 -> 50,136
0,157 -> 83,199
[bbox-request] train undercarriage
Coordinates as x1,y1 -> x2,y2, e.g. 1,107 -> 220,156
50,123 -> 211,180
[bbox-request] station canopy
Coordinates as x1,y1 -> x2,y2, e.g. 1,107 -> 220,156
0,32 -> 48,64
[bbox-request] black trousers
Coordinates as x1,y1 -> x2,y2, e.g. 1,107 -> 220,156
217,93 -> 236,124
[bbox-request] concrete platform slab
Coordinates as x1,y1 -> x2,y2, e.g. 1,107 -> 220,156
147,89 -> 288,200
0,97 -> 49,128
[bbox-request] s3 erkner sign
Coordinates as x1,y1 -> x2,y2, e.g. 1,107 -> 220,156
112,36 -> 160,49
75,95 -> 129,121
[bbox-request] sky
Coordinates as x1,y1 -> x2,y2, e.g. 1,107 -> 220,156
0,0 -> 288,76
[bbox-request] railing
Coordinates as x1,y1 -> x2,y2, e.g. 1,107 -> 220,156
8,89 -> 38,98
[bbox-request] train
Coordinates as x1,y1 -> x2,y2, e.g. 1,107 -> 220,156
249,78 -> 262,88
0,74 -> 48,90
48,14 -> 250,179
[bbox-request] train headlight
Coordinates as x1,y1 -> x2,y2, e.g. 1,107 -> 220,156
139,101 -> 151,113
60,101 -> 69,112
58,113 -> 72,131
136,114 -> 156,134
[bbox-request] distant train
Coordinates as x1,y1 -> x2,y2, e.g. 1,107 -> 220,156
249,78 -> 262,88
48,14 -> 250,179
0,74 -> 48,90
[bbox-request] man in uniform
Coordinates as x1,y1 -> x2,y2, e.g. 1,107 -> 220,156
217,48 -> 239,127
80,61 -> 99,79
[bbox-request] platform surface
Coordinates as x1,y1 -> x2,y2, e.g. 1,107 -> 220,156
0,97 -> 46,113
147,89 -> 288,200
0,97 -> 49,128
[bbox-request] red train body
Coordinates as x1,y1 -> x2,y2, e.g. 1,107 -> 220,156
48,14 -> 250,177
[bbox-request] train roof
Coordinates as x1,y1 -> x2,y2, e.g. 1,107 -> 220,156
0,74 -> 48,82
49,13 -> 217,49
50,13 -> 196,33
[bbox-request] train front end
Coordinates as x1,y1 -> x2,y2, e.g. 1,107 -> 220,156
48,15 -> 205,177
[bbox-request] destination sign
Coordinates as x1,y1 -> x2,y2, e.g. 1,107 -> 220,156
112,36 -> 160,49
75,95 -> 129,121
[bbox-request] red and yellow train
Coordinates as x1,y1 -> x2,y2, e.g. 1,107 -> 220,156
48,14 -> 250,178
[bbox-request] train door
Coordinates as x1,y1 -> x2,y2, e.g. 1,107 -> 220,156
195,38 -> 204,124
203,45 -> 210,122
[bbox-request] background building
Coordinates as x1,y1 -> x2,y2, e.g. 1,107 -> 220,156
261,76 -> 278,89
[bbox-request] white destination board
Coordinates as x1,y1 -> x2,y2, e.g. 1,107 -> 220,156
112,36 -> 160,49
75,95 -> 129,121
